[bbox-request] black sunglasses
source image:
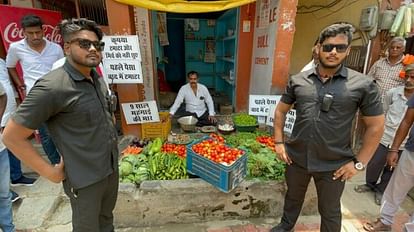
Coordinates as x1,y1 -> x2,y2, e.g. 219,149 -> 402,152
68,38 -> 105,51
321,44 -> 348,53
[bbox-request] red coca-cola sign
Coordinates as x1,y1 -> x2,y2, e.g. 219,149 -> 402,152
0,5 -> 62,50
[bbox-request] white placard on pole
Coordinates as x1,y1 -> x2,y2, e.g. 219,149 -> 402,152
102,35 -> 143,84
121,100 -> 159,124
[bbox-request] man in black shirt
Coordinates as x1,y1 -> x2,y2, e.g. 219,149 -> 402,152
271,23 -> 385,232
3,18 -> 118,232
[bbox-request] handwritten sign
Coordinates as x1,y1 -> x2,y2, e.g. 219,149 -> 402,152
121,100 -> 159,124
102,35 -> 143,84
266,105 -> 296,135
249,94 -> 280,116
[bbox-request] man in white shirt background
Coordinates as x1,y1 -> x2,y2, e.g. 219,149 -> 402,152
5,14 -> 64,174
0,58 -> 27,202
0,81 -> 15,232
169,71 -> 217,127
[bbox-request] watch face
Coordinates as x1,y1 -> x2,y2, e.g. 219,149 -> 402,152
355,162 -> 365,171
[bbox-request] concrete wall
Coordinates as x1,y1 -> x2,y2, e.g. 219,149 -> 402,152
290,0 -> 378,74
114,179 -> 317,228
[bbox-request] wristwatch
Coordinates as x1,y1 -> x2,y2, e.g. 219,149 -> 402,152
352,157 -> 365,171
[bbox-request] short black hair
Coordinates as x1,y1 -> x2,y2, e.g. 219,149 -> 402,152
187,71 -> 198,78
21,15 -> 43,29
59,18 -> 103,42
318,23 -> 355,45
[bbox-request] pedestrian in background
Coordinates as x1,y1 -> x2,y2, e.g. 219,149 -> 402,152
0,81 -> 15,232
363,68 -> 414,232
3,18 -> 119,232
6,14 -> 63,184
272,23 -> 384,232
368,36 -> 406,101
0,58 -> 22,203
355,63 -> 414,205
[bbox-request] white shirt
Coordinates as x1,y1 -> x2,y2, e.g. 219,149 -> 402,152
0,82 -> 6,151
169,83 -> 215,117
300,59 -> 316,72
0,59 -> 16,127
6,38 -> 64,92
381,86 -> 409,149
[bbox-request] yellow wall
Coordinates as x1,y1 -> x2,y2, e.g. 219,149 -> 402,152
290,0 -> 378,74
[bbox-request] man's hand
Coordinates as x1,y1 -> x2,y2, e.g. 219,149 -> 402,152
45,156 -> 65,183
208,115 -> 217,124
333,161 -> 358,181
275,143 -> 292,165
386,151 -> 399,169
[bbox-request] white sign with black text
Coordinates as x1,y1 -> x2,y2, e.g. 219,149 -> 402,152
249,94 -> 280,116
266,105 -> 296,135
121,100 -> 159,124
102,35 -> 143,84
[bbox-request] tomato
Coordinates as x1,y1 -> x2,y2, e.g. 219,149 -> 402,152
191,139 -> 244,165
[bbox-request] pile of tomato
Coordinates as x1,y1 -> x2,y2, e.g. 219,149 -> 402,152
161,143 -> 186,158
209,133 -> 225,143
192,139 -> 244,165
256,135 -> 276,152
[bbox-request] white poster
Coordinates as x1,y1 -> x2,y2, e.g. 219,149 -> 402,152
266,105 -> 296,135
121,100 -> 160,124
102,35 -> 143,84
102,60 -> 143,83
135,7 -> 155,101
248,94 -> 280,116
249,0 -> 279,95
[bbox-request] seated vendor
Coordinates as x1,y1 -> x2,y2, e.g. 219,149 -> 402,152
169,71 -> 217,127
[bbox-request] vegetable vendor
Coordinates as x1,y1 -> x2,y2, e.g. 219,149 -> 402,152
169,70 -> 217,127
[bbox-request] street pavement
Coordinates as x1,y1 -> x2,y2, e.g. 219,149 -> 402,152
10,144 -> 414,231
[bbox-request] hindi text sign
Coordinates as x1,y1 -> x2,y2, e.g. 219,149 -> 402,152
249,94 -> 280,116
102,35 -> 143,84
121,100 -> 159,124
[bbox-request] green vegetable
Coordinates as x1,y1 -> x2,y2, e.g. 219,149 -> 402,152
246,147 -> 286,181
119,161 -> 133,176
233,113 -> 257,126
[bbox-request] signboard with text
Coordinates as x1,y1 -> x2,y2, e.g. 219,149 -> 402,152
121,100 -> 160,124
248,94 -> 280,116
248,0 -> 279,95
266,105 -> 296,135
102,35 -> 143,84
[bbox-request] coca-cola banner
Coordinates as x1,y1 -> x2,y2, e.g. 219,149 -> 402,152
0,5 -> 62,51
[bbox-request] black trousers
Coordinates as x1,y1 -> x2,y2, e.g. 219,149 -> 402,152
366,143 -> 402,193
280,163 -> 346,232
63,171 -> 119,232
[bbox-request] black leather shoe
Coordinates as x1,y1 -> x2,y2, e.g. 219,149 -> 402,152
270,223 -> 294,232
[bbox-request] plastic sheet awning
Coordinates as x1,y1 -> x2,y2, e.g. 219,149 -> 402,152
114,0 -> 256,13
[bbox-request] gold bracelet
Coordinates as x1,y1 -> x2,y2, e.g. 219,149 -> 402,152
388,149 -> 399,152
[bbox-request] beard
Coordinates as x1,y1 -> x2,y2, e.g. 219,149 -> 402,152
318,58 -> 342,69
72,54 -> 101,68
405,82 -> 414,89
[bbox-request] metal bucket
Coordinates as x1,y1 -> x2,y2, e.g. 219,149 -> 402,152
177,116 -> 198,132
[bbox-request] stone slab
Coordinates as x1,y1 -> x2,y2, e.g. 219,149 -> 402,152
14,195 -> 62,230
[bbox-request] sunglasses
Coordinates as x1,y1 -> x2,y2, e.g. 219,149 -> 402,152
68,38 -> 105,51
321,44 -> 349,53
